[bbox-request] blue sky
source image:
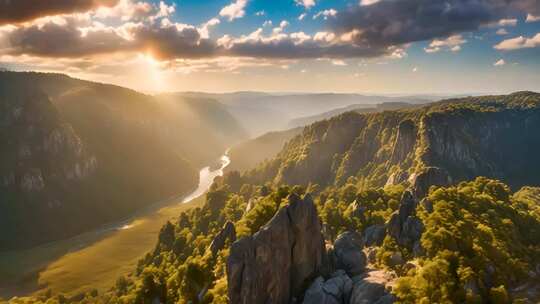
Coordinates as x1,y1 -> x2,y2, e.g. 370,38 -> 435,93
0,0 -> 539,93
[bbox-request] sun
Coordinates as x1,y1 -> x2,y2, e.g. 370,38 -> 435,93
137,53 -> 168,92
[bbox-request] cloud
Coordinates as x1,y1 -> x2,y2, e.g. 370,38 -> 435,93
217,28 -> 388,59
424,35 -> 466,53
255,11 -> 265,16
330,0 -> 540,58
493,59 -> 505,66
0,0 -> 118,25
412,67 -> 418,72
498,18 -> 518,26
298,13 -> 307,21
1,13 -> 216,59
526,14 -> 540,22
295,0 -> 316,10
494,33 -> 540,50
199,18 -> 220,39
2,0 -> 540,64
496,28 -> 509,35
360,0 -> 381,6
331,59 -> 347,66
219,0 -> 248,21
313,9 -> 337,20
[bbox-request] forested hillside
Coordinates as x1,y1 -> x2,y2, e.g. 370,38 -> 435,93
5,91 -> 540,304
247,91 -> 540,191
0,72 -> 246,249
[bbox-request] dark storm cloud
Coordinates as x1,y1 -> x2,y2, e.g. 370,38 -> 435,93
331,0 -> 540,50
0,0 -> 118,24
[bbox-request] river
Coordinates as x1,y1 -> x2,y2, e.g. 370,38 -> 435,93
0,153 -> 231,299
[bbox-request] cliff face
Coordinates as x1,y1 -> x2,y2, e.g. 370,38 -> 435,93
247,92 -> 540,191
227,194 -> 326,304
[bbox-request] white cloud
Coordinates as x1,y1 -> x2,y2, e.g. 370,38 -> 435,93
313,31 -> 336,43
219,0 -> 248,21
498,18 -> 517,27
263,20 -> 273,27
255,11 -> 265,16
526,14 -> 540,23
298,13 -> 307,21
424,34 -> 466,53
389,47 -> 407,59
290,32 -> 311,44
199,18 -> 220,39
496,28 -> 508,35
295,0 -> 316,9
331,59 -> 347,66
412,67 -> 418,72
494,33 -> 540,50
313,9 -> 337,20
360,0 -> 380,6
272,20 -> 289,34
493,59 -> 505,66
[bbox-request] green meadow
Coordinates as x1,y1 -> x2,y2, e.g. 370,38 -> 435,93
0,196 -> 204,299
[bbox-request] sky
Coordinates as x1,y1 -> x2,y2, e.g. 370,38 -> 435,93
0,0 -> 539,94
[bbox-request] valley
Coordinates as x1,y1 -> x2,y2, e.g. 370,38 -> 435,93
0,154 -> 230,299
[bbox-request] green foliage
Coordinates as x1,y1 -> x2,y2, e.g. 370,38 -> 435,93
394,177 -> 540,303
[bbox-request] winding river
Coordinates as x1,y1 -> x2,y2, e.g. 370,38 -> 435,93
0,153 -> 231,298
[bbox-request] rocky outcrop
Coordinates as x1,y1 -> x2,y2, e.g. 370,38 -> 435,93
332,231 -> 366,277
209,221 -> 236,256
350,270 -> 396,304
303,270 -> 353,304
227,193 -> 326,304
363,225 -> 386,247
387,191 -> 424,250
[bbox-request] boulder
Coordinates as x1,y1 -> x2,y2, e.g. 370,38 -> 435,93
209,221 -> 236,256
350,279 -> 388,304
350,270 -> 395,304
227,193 -> 326,304
333,231 -> 366,276
303,270 -> 353,304
363,225 -> 386,247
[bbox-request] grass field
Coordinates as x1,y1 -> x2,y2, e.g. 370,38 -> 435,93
0,196 -> 204,298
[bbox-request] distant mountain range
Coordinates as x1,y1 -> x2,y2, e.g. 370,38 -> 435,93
174,92 -> 435,137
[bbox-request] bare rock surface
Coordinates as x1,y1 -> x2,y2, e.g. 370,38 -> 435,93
227,193 -> 326,304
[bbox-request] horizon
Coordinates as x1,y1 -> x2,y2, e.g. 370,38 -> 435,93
1,68 -> 535,97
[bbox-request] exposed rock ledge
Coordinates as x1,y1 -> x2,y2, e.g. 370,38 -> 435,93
227,193 -> 326,304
